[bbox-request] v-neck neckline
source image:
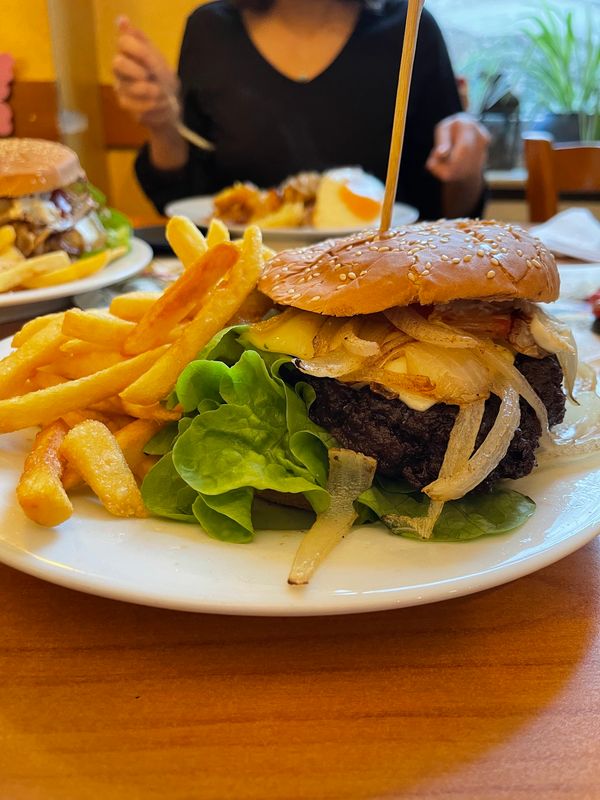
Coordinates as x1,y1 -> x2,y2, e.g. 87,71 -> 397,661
236,7 -> 366,87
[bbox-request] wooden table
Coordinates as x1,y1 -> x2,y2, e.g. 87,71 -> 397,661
1,260 -> 600,800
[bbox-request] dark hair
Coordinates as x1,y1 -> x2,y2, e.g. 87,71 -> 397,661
232,0 -> 397,11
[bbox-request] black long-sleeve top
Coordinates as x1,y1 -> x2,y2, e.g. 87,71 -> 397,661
136,1 -> 476,220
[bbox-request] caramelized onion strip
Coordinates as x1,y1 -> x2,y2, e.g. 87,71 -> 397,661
385,307 -> 479,349
288,448 -> 377,585
425,383 -> 520,502
388,400 -> 486,539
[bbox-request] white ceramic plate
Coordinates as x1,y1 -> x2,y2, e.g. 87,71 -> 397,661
0,238 -> 153,309
165,195 -> 419,241
0,352 -> 599,616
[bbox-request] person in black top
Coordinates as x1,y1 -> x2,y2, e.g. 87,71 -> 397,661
114,0 -> 490,220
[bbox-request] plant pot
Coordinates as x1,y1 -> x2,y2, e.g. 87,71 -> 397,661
530,112 -> 581,142
480,112 -> 521,170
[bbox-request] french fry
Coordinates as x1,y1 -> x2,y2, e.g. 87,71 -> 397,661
11,312 -> 64,348
60,339 -> 115,356
22,247 -> 127,290
122,242 -> 238,356
134,454 -> 159,481
60,420 -> 147,517
0,251 -> 70,293
0,346 -> 167,433
31,371 -> 67,390
62,417 -> 161,491
120,400 -> 182,421
206,218 -> 231,247
62,308 -> 136,349
60,409 -> 129,434
16,420 -> 73,526
0,317 -> 65,400
166,215 -> 208,268
0,245 -> 25,266
227,288 -> 275,325
48,350 -> 125,380
0,225 -> 16,252
109,291 -> 161,322
120,226 -> 263,406
114,418 -> 162,474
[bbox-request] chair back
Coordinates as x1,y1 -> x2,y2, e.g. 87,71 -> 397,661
524,132 -> 600,222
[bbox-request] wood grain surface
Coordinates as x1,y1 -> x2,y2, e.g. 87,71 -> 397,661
0,541 -> 599,800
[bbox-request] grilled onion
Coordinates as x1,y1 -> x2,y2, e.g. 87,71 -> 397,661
391,400 -> 486,539
288,448 -> 376,585
385,306 -> 479,349
425,382 -> 520,501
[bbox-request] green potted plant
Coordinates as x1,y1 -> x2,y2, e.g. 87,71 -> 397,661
523,2 -> 599,142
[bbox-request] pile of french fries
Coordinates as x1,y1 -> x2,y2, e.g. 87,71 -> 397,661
1,216 -> 271,527
0,223 -> 126,292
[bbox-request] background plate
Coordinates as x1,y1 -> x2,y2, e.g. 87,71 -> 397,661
165,195 -> 419,241
0,238 -> 153,309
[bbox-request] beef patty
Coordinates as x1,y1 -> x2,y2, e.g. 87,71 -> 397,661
284,354 -> 565,490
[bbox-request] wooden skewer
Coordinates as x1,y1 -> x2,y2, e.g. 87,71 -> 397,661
380,0 -> 426,233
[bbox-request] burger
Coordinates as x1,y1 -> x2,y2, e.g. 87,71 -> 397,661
141,219 -> 588,576
0,138 -> 128,258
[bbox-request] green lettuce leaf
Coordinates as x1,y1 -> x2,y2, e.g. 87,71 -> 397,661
358,483 -> 536,541
86,182 -> 132,251
141,327 -> 536,546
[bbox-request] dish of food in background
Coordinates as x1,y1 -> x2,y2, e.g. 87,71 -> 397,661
1,216 -> 600,613
165,168 -> 418,241
0,237 -> 152,308
0,138 -> 139,300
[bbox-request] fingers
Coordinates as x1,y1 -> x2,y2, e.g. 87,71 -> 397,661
113,53 -> 148,82
115,78 -> 163,103
426,114 -> 490,183
116,32 -> 163,77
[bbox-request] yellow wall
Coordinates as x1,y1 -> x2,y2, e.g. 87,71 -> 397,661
4,0 -> 55,80
94,0 -> 208,219
94,0 -> 204,83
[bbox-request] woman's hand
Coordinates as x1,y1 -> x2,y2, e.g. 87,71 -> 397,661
113,16 -> 180,131
426,113 -> 490,217
426,113 -> 490,184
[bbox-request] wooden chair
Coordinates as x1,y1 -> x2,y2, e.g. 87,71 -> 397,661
523,132 -> 600,222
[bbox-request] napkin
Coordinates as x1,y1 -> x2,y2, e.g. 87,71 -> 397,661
531,207 -> 600,263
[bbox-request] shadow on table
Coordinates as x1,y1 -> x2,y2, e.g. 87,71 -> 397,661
1,541 -> 598,800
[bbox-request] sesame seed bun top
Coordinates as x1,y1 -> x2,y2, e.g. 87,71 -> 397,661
0,138 -> 85,198
259,219 -> 559,316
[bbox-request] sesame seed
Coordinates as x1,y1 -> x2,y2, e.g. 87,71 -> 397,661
517,249 -> 523,257
490,257 -> 500,266
526,259 -> 533,268
463,254 -> 473,262
477,250 -> 485,257
311,295 -> 321,301
486,270 -> 496,279
421,269 -> 430,276
348,272 -> 356,280
452,257 -> 460,264
408,273 -> 416,282
313,272 -> 320,277
441,255 -> 449,261
339,274 -> 347,281
360,270 -> 367,276
425,261 -> 432,268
